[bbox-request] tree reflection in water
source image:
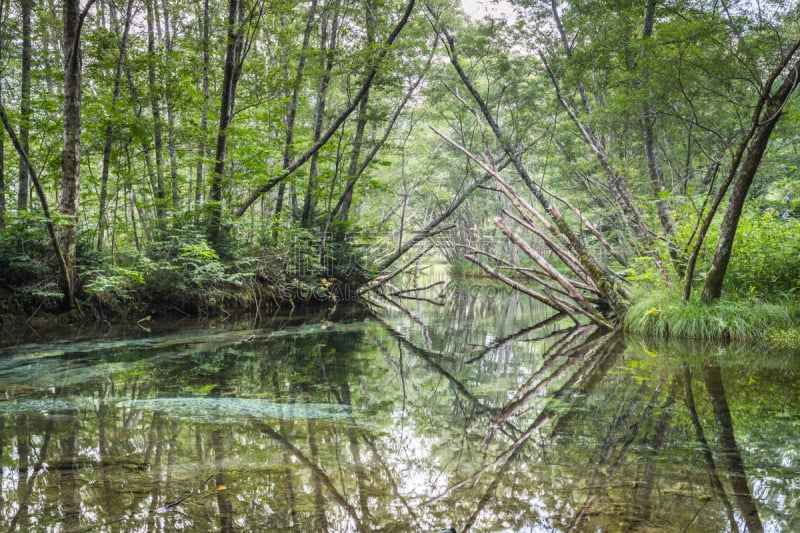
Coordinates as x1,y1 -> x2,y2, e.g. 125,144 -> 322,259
0,280 -> 797,531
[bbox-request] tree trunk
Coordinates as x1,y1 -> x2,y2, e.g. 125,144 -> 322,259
701,52 -> 800,303
195,0 -> 211,210
641,0 -> 681,277
275,1 -> 318,229
160,0 -> 180,209
333,0 -> 376,238
98,0 -> 134,251
17,0 -> 32,211
146,0 -> 166,225
207,0 -> 243,246
0,86 -> 4,229
60,0 -> 95,310
301,7 -> 339,226
333,92 -> 370,238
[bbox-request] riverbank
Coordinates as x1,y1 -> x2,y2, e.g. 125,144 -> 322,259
0,275 -> 359,329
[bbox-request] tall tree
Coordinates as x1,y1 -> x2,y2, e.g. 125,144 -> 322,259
97,0 -> 134,251
699,42 -> 800,303
160,0 -> 180,209
300,3 -> 340,226
195,0 -> 212,210
640,0 -> 680,275
274,0 -> 319,226
332,0 -> 376,241
0,84 -> 4,229
208,0 -> 257,246
146,0 -> 166,225
59,0 -> 97,310
16,0 -> 32,211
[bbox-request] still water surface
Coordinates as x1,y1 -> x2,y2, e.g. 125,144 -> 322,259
0,278 -> 798,532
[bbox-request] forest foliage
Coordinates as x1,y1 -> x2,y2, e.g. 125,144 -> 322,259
0,0 -> 797,328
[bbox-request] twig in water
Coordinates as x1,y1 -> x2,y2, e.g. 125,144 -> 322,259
155,474 -> 221,513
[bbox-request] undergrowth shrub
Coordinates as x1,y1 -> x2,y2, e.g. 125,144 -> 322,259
143,226 -> 257,313
0,213 -> 56,287
674,202 -> 799,299
0,214 -> 62,312
723,207 -> 799,297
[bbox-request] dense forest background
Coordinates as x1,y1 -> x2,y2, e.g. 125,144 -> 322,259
0,0 -> 797,327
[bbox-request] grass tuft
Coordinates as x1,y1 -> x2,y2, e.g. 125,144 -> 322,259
624,290 -> 798,344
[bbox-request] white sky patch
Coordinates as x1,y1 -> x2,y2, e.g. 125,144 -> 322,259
461,0 -> 517,23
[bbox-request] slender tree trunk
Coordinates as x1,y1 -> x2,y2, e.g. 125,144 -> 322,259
60,0 -> 96,310
334,0 -> 376,237
641,0 -> 681,279
146,0 -> 166,225
273,15 -> 290,224
195,0 -> 211,210
160,0 -> 179,209
17,0 -> 32,211
0,86 -> 4,229
301,6 -> 339,226
275,1 -> 317,230
98,0 -> 134,251
334,93 -> 369,236
208,0 -> 243,246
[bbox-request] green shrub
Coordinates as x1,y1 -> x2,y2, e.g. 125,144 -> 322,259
723,207 -> 799,297
0,213 -> 56,286
673,201 -> 799,300
141,225 -> 258,311
83,266 -> 144,307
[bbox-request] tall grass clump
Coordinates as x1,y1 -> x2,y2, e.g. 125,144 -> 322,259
624,290 -> 798,343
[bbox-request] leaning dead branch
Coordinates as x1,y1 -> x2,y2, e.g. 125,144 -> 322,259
493,217 -> 606,325
363,244 -> 435,294
464,253 -> 605,328
538,183 -> 628,266
431,124 -> 621,326
500,208 -> 593,288
467,248 -> 590,302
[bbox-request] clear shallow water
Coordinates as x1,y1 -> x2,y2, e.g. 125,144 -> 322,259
0,278 -> 798,532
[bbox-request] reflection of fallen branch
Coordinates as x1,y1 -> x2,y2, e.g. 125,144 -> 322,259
427,330 -> 621,504
155,474 -> 220,513
464,314 -> 566,365
252,419 -> 366,531
389,280 -> 446,297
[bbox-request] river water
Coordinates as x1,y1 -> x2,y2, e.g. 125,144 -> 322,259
0,276 -> 798,532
